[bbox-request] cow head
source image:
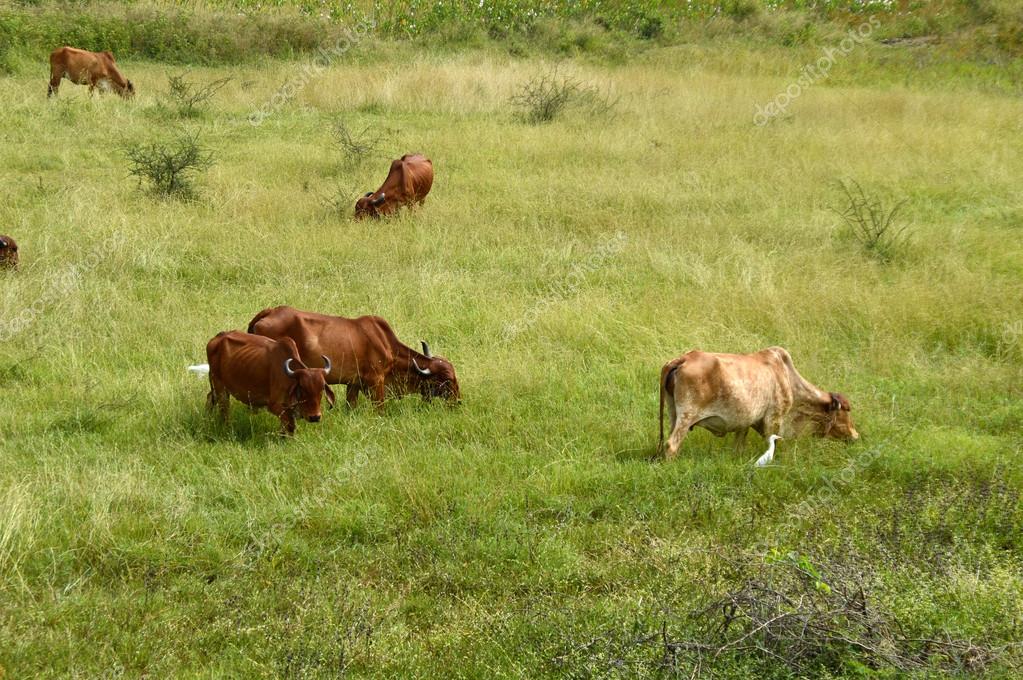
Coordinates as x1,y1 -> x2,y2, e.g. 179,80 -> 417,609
0,235 -> 18,269
819,391 -> 858,440
354,192 -> 387,219
121,80 -> 136,99
410,341 -> 461,404
283,356 -> 337,422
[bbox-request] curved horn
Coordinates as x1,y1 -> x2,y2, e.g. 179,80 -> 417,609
321,355 -> 332,374
0,238 -> 7,248
363,191 -> 374,197
284,358 -> 298,378
372,192 -> 386,206
411,357 -> 432,376
421,341 -> 431,358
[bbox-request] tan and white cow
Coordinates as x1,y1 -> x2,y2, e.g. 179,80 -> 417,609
658,347 -> 858,460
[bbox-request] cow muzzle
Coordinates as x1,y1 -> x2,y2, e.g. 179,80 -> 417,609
307,414 -> 321,423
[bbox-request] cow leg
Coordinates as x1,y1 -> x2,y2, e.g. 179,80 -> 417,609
208,377 -> 230,423
216,392 -> 230,424
48,77 -> 61,97
269,404 -> 296,436
346,384 -> 360,409
763,412 -> 784,438
279,412 -> 296,436
219,392 -> 231,422
370,381 -> 386,410
665,414 -> 698,461
733,428 -> 748,453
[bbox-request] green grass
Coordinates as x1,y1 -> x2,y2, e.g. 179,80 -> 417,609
1,33 -> 1022,678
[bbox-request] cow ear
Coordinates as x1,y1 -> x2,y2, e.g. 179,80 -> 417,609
324,385 -> 336,409
827,392 -> 846,411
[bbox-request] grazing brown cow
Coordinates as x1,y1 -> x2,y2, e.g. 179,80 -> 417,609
0,235 -> 18,270
354,154 -> 433,219
248,306 -> 460,408
48,46 -> 135,98
659,347 -> 858,460
205,331 -> 336,436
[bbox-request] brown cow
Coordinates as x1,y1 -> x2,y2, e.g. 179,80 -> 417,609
0,235 -> 18,270
354,154 -> 433,219
248,306 -> 460,408
659,347 -> 858,460
205,331 -> 336,436
48,47 -> 135,98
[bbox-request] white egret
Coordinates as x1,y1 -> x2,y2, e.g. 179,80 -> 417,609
187,364 -> 210,375
755,434 -> 782,467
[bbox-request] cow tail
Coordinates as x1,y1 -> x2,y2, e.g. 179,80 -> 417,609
247,308 -> 273,334
659,359 -> 682,453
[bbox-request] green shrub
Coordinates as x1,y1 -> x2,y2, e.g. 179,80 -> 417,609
124,131 -> 214,199
510,70 -> 617,124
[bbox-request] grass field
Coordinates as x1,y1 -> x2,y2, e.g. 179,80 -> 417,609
1,30 -> 1022,678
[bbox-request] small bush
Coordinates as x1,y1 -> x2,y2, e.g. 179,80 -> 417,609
830,180 -> 911,263
635,12 -> 664,40
511,71 -> 579,124
161,73 -> 231,118
323,183 -> 358,217
331,120 -> 381,166
125,131 -> 214,198
511,70 -> 617,124
724,0 -> 762,23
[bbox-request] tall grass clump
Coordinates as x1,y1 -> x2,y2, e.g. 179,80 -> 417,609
124,131 -> 214,199
830,180 -> 911,263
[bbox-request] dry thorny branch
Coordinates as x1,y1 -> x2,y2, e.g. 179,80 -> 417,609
331,119 -> 382,164
164,72 -> 232,118
553,555 -> 1020,677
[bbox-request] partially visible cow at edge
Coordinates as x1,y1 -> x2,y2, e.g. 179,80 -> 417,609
0,235 -> 18,270
205,331 -> 336,436
48,46 -> 135,98
248,306 -> 460,407
659,347 -> 858,460
355,154 -> 433,219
